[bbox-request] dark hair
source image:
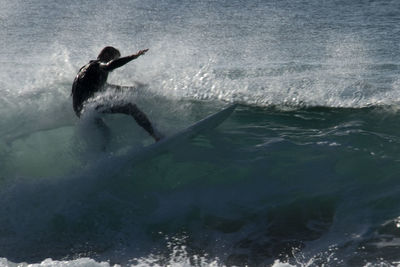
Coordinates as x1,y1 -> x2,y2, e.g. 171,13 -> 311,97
97,46 -> 121,62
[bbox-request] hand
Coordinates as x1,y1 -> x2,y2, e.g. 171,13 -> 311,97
137,48 -> 149,56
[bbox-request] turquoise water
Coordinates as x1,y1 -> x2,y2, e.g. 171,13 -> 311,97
2,0 -> 400,266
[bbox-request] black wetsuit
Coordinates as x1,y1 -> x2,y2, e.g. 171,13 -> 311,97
72,59 -> 107,116
71,57 -> 158,140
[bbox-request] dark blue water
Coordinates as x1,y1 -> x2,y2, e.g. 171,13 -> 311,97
1,0 -> 400,266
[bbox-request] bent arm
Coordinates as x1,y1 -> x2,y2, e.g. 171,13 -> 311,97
106,84 -> 135,91
102,49 -> 149,71
107,81 -> 148,91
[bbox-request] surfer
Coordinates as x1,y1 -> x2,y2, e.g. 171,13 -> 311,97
71,46 -> 162,142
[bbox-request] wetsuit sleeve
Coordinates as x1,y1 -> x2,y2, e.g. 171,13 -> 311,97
102,55 -> 139,71
101,49 -> 148,71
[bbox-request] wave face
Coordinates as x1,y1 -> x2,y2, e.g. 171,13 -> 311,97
2,0 -> 400,266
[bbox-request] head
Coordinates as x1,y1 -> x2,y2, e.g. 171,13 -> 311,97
97,46 -> 121,63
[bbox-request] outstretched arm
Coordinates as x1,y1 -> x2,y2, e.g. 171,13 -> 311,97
102,49 -> 149,71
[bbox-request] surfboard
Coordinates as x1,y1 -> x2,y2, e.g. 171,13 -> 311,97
127,103 -> 237,161
80,104 -> 237,178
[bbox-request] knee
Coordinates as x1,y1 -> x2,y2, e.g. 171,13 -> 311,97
126,103 -> 139,113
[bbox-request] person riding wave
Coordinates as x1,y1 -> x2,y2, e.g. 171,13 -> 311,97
71,46 -> 162,142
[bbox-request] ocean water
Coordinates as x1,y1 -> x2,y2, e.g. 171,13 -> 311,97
2,0 -> 400,266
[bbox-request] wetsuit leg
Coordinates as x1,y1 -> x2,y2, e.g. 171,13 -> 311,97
101,103 -> 159,140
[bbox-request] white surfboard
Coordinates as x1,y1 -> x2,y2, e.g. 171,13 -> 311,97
127,103 -> 237,161
83,104 -> 237,178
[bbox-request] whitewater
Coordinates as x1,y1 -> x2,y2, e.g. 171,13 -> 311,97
2,0 -> 400,266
